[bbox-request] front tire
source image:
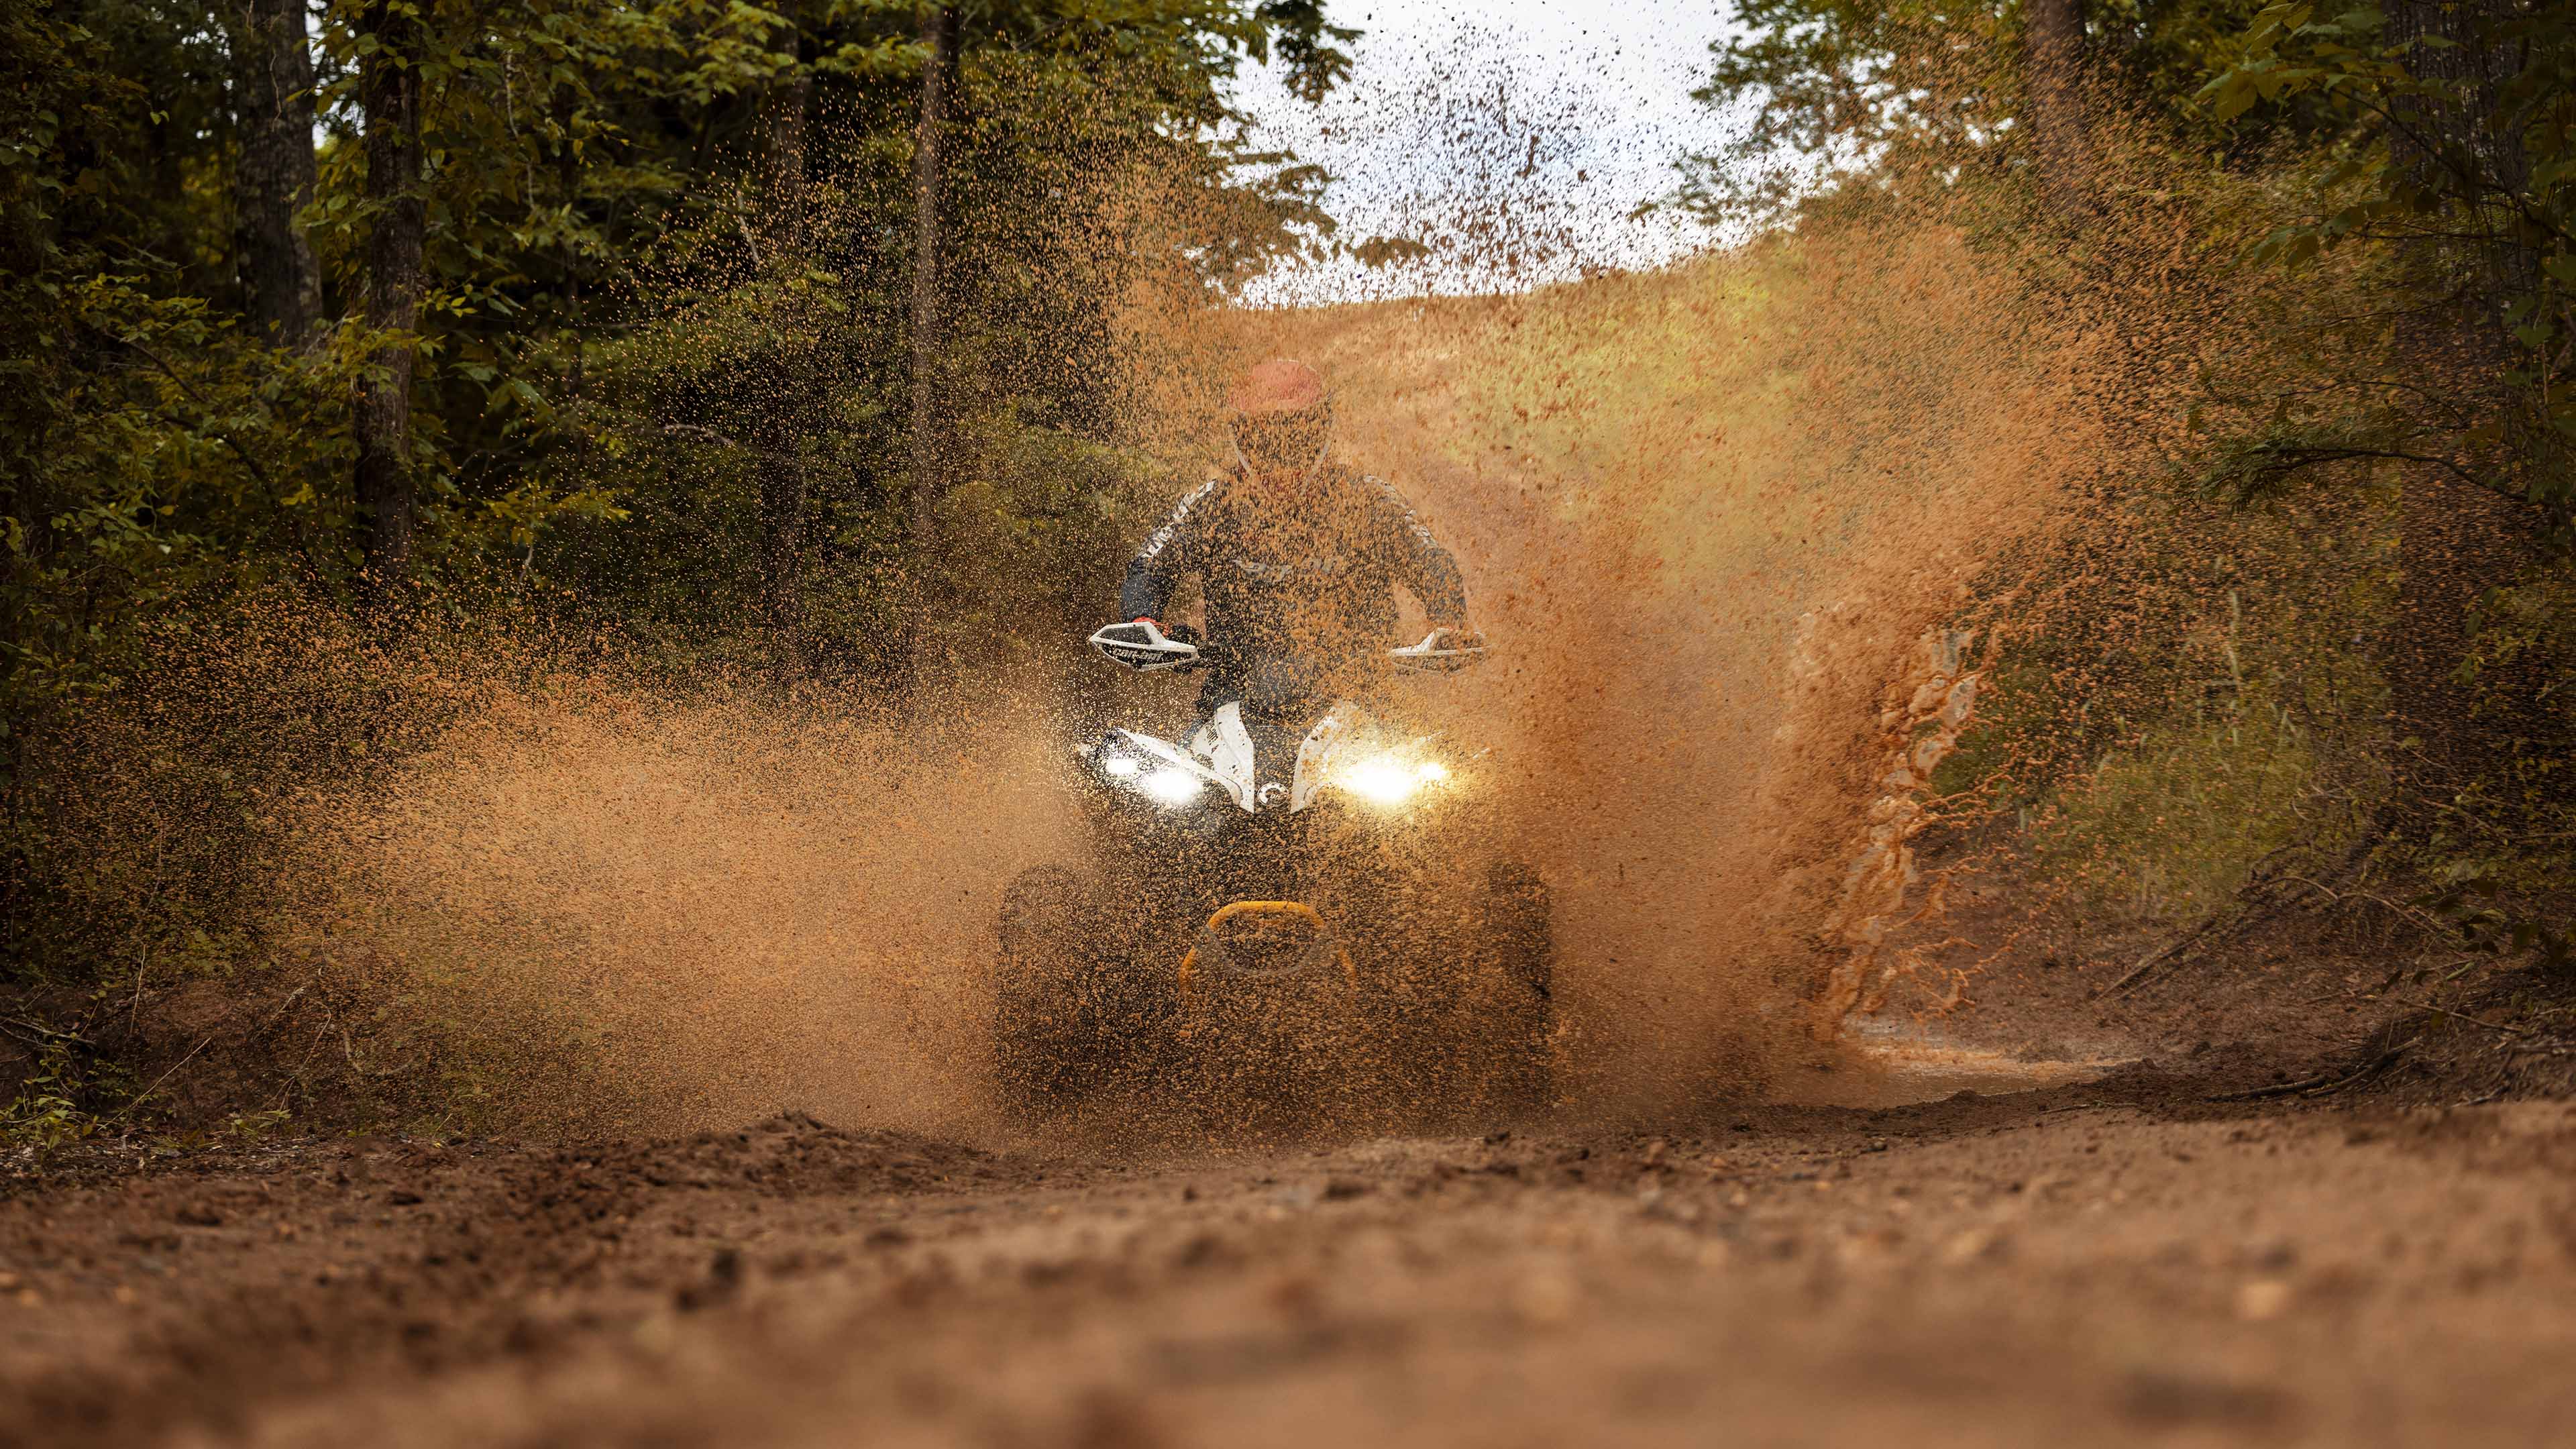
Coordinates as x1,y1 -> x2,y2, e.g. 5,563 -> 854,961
1479,861 -> 1555,1118
991,865 -> 1102,1120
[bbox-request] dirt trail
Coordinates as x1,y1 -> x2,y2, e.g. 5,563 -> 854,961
6,1071 -> 2575,1448
12,203 -> 2556,1447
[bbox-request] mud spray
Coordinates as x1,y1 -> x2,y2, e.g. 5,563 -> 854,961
276,56 -> 2178,1144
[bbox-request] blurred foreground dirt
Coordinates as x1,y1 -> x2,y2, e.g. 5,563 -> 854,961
5,1068 -> 2574,1448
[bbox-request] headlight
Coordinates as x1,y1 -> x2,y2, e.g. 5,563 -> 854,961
1138,767 -> 1207,808
1338,753 -> 1451,806
1088,733 -> 1214,812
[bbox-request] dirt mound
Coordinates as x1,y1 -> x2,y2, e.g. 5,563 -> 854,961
0,1115 -> 1042,1447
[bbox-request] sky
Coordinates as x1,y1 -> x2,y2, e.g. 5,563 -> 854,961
1228,0 -> 1752,305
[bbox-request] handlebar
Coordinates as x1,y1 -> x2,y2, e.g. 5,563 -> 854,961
1089,623 -> 1488,675
1387,627 -> 1488,674
1088,620 -> 1202,672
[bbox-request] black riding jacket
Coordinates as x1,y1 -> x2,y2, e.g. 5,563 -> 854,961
1120,462 -> 1468,687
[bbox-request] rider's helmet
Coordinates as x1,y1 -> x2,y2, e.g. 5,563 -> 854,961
1226,358 -> 1332,487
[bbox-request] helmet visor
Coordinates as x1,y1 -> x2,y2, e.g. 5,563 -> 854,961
1231,408 -> 1332,476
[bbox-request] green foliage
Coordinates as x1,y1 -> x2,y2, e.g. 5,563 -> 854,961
2423,867 -> 2576,977
0,1037 -> 102,1150
1,0 -> 1361,1033
1674,0 -> 2330,227
1933,486 -> 2394,920
1689,0 -> 2575,965
2202,2 -> 2576,523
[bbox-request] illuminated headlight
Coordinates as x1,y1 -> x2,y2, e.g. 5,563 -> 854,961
1099,753 -> 1142,780
1339,754 -> 1452,806
1138,767 -> 1207,808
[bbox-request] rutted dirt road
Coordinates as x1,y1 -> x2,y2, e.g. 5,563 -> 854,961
7,1070 -> 2575,1448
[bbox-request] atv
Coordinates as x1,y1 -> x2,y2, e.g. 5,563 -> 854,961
991,621 -> 1554,1136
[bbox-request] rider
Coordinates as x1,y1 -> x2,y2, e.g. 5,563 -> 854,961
1118,359 -> 1477,710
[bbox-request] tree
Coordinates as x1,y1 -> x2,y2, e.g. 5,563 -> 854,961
2202,3 -> 2575,845
351,0 -> 425,594
224,0 -> 324,347
908,2 -> 957,662
2381,0 -> 2555,842
756,68 -> 815,679
2022,0 -> 2096,212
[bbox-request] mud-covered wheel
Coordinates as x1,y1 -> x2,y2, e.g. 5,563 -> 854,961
1480,860 -> 1555,1117
1334,876 -> 1455,1117
991,864 -> 1100,1119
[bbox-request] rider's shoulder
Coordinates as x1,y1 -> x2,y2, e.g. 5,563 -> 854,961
1170,469 -> 1232,513
1136,470 -> 1230,560
1197,460 -> 1250,492
1351,468 -> 1422,511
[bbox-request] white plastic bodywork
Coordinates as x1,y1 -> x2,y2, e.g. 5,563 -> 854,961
1139,698 -> 1430,814
1290,702 -> 1364,811
1086,630 -> 1472,814
1091,729 -> 1241,809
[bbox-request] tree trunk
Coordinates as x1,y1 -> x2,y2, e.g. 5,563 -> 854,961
554,87 -> 586,397
761,72 -> 811,204
2020,0 -> 2094,215
757,74 -> 811,680
2383,0 -> 2538,337
352,0 -> 425,596
907,5 -> 956,619
224,0 -> 323,347
2376,0 -> 2546,846
756,447 -> 808,680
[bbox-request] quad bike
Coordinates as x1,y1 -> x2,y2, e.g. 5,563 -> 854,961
991,621 -> 1554,1135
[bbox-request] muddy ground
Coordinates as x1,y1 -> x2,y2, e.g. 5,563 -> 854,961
5,995 -> 2575,1449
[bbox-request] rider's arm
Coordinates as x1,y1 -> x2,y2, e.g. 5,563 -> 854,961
1366,478 -> 1469,627
1120,476 -> 1220,623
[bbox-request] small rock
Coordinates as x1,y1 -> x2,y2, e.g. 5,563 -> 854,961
1173,1234 -> 1228,1270
674,1247 -> 743,1312
2235,1279 -> 2293,1322
2121,1370 -> 2288,1427
2247,1240 -> 2298,1271
1941,1229 -> 2000,1266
